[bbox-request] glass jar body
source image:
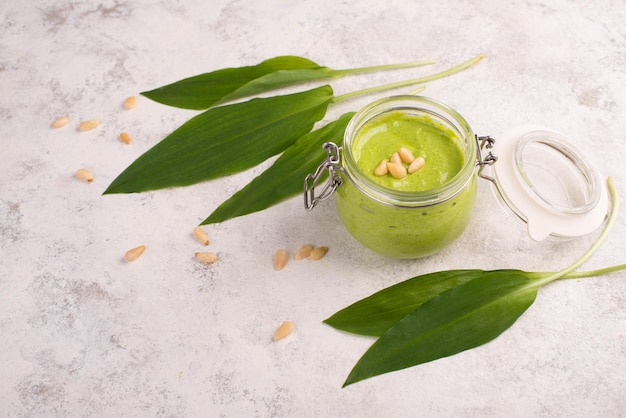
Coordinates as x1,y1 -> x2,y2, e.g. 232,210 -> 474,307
335,174 -> 477,258
335,96 -> 478,259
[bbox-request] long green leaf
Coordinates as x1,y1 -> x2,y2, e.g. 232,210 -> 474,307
141,55 -> 435,110
141,56 -> 322,110
343,270 -> 538,387
324,269 -> 526,337
219,58 -> 431,107
201,112 -> 355,225
104,86 -> 333,194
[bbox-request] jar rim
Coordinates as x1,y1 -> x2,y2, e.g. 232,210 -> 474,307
341,95 -> 477,207
514,130 -> 602,215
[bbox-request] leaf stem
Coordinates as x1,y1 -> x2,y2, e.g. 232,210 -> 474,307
331,54 -> 486,103
559,263 -> 626,279
533,177 -> 619,287
328,60 -> 436,77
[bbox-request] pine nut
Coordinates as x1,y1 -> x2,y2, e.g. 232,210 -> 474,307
125,245 -> 146,262
274,249 -> 288,270
51,116 -> 69,129
390,152 -> 402,166
195,251 -> 217,264
374,159 -> 389,176
386,162 -> 407,179
272,320 -> 294,341
408,156 -> 426,174
399,147 -> 415,164
79,119 -> 100,132
295,244 -> 314,260
193,226 -> 209,245
123,96 -> 137,109
119,132 -> 132,144
76,168 -> 94,182
309,246 -> 328,261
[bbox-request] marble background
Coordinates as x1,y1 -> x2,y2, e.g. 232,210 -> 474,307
1,0 -> 625,416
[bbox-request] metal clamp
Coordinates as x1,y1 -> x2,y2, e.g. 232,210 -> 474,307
476,135 -> 498,182
304,142 -> 344,211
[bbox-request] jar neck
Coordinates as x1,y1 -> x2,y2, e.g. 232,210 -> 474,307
341,95 -> 477,208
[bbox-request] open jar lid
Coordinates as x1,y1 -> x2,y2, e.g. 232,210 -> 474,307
488,125 -> 608,241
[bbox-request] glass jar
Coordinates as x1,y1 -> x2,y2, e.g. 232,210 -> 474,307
304,95 -> 607,259
338,96 -> 478,258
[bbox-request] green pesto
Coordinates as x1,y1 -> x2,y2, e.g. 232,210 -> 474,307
352,111 -> 464,190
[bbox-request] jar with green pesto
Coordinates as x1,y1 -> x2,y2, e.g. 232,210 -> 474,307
305,95 -> 608,259
332,96 -> 478,258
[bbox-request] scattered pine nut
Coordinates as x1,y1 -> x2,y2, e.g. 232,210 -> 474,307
119,132 -> 132,144
408,156 -> 426,174
399,147 -> 415,164
76,168 -> 94,182
374,159 -> 389,176
386,162 -> 407,179
195,251 -> 217,264
272,320 -> 294,341
51,116 -> 69,129
193,226 -> 209,245
274,249 -> 288,271
79,119 -> 100,132
295,244 -> 314,260
123,96 -> 137,109
125,245 -> 146,262
309,246 -> 328,261
390,152 -> 402,166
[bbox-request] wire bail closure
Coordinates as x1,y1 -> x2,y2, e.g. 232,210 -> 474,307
476,134 -> 498,181
304,142 -> 344,211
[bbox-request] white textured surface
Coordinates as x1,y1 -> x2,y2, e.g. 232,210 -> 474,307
1,0 -> 625,416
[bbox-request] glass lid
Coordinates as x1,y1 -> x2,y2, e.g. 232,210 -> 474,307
489,125 -> 608,241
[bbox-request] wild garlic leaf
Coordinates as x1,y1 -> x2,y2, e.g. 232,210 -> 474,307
324,269 -> 527,337
141,55 -> 435,110
342,270 -> 539,387
104,85 -> 334,194
222,58 -> 433,108
141,56 -> 323,110
201,112 -> 355,225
